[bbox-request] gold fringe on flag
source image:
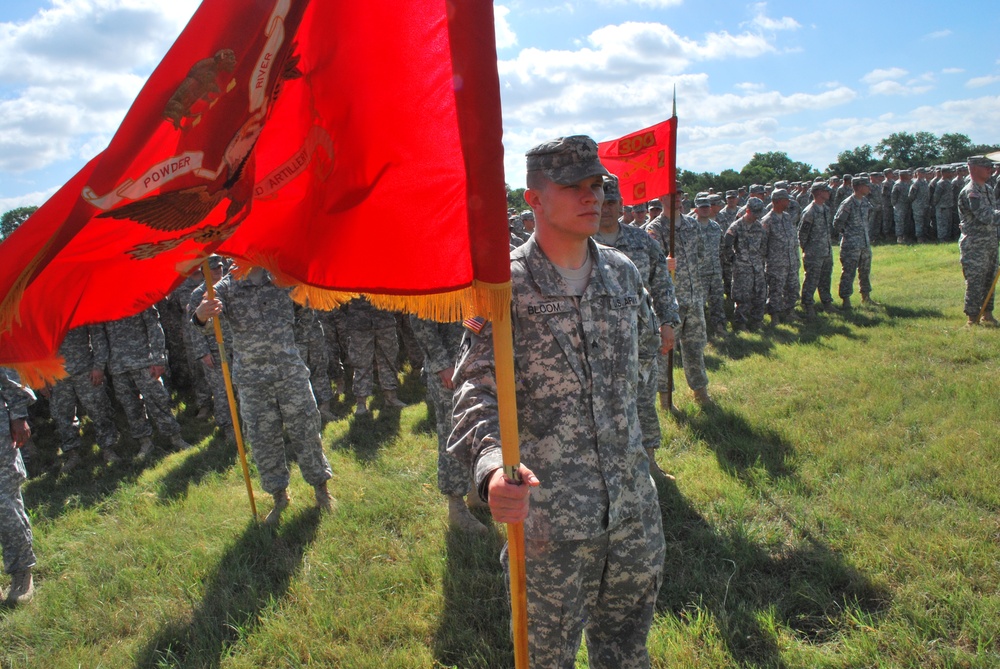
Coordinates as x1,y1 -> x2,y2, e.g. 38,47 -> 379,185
6,357 -> 68,390
289,280 -> 512,324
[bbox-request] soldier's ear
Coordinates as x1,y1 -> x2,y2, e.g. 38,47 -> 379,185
523,188 -> 542,212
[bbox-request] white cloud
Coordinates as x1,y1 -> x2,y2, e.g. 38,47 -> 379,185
942,68 -> 965,75
735,82 -> 766,92
924,29 -> 952,40
494,5 -> 517,50
861,67 -> 907,85
0,0 -> 199,173
868,81 -> 932,96
966,75 -> 1000,88
747,2 -> 801,32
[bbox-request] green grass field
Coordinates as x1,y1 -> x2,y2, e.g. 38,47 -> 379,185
2,242 -> 998,668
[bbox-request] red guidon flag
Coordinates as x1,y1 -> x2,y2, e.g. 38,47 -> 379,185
0,0 -> 509,386
598,117 -> 677,206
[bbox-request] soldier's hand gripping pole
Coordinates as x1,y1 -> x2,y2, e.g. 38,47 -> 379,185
201,260 -> 257,519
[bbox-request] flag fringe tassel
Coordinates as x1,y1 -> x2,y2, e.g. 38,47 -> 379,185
290,280 -> 512,323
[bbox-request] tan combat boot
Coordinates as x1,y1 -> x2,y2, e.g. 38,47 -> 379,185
355,396 -> 370,416
317,400 -> 336,422
136,436 -> 156,460
448,495 -> 488,534
693,387 -> 714,406
264,489 -> 290,526
314,482 -> 335,514
6,569 -> 34,606
383,390 -> 406,408
169,434 -> 192,452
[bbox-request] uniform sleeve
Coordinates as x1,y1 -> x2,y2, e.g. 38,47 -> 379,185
798,207 -> 813,249
143,306 -> 168,365
89,323 -> 110,370
0,368 -> 35,420
643,236 -> 679,327
833,199 -> 851,238
447,324 -> 504,502
409,316 -> 455,374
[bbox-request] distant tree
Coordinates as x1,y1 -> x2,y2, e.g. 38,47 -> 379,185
1,206 -> 37,240
875,132 -> 916,167
740,151 -> 817,185
911,131 -> 941,166
828,144 -> 880,175
505,184 -> 527,211
938,133 -> 975,164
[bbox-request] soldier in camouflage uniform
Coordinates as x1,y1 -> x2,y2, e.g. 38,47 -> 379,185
448,136 -> 664,669
725,198 -> 768,330
932,166 -> 956,243
185,256 -> 235,441
161,271 -> 212,414
957,156 -> 1000,326
1,368 -> 36,605
693,196 -> 727,335
293,304 -> 336,422
881,169 -> 896,240
105,307 -> 190,459
798,182 -> 836,315
909,167 -> 931,242
344,297 -> 405,415
762,189 -> 801,324
648,196 -> 712,405
194,267 -> 334,524
867,172 -> 884,243
892,169 -> 913,243
595,175 -> 679,477
49,324 -> 122,473
833,176 -> 876,308
409,316 -> 487,533
716,190 -> 741,304
317,307 -> 349,399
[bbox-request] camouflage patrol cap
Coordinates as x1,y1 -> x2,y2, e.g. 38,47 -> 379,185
967,155 -> 994,168
633,202 -> 648,213
738,185 -> 747,192
520,210 -> 534,220
843,174 -> 853,180
694,196 -> 711,208
810,182 -> 832,194
709,194 -> 723,204
649,198 -> 663,210
603,176 -> 621,201
725,190 -> 738,198
526,135 -> 610,185
207,254 -> 225,269
900,169 -> 912,176
774,180 -> 789,189
853,176 -> 871,187
770,188 -> 790,200
746,197 -> 765,214
749,184 -> 765,194
883,168 -> 894,175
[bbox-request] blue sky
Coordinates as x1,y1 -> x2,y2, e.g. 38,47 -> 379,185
1,0 -> 999,210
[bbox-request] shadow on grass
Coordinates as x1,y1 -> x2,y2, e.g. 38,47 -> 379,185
432,517 -> 512,669
23,455 -> 143,522
134,510 -> 320,669
882,304 -> 945,321
155,433 -> 238,502
673,404 -> 796,485
330,404 -> 402,464
656,478 -> 891,666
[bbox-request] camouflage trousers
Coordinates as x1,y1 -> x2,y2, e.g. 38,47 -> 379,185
111,368 -> 182,440
201,352 -> 234,431
297,334 -> 334,405
637,354 -> 661,451
348,326 -> 400,397
423,369 -> 468,497
912,207 -> 928,240
703,272 -> 726,330
881,206 -> 894,239
50,372 -> 119,452
0,441 -> 35,575
766,264 -> 800,315
183,320 -> 213,409
960,232 -> 999,319
936,206 -> 954,242
319,310 -> 347,383
731,264 -> 766,328
894,208 -> 913,239
659,302 -> 708,392
800,254 -> 834,308
502,495 -> 665,669
838,246 -> 872,299
237,363 -> 332,495
869,210 -> 883,243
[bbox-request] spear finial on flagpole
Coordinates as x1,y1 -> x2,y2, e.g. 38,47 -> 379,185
672,84 -> 677,118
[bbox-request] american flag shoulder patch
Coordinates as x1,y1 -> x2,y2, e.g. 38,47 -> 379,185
463,316 -> 487,334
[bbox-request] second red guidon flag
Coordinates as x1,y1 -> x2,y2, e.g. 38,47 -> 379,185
597,117 -> 677,205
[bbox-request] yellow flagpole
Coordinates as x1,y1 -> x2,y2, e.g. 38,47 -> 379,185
490,301 -> 530,669
201,260 -> 258,519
